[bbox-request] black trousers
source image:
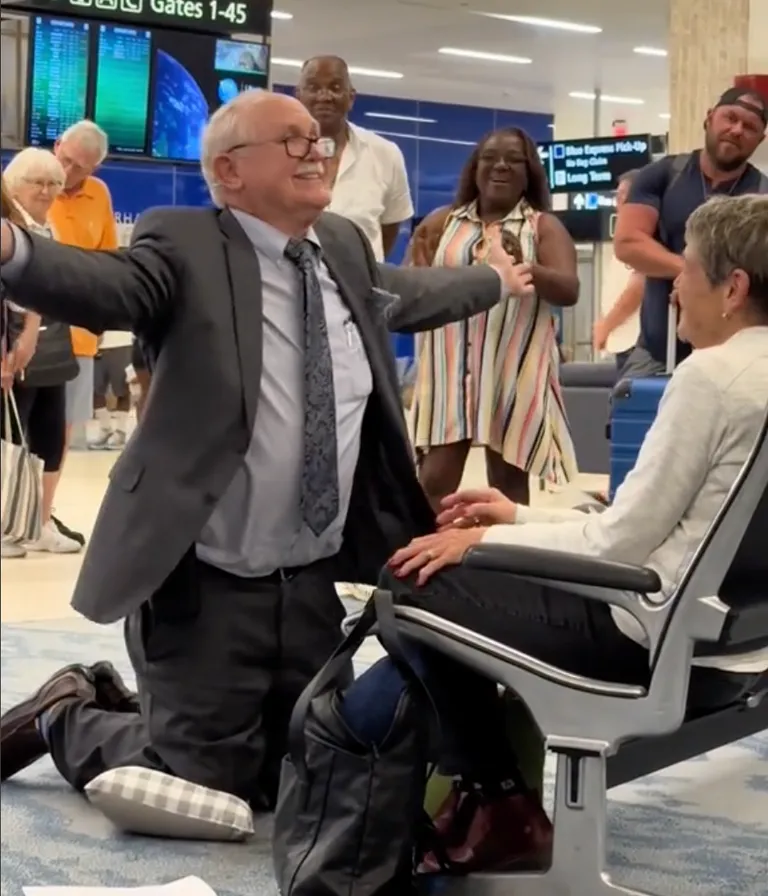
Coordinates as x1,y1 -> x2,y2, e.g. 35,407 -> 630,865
381,565 -> 749,776
47,553 -> 347,807
3,381 -> 66,472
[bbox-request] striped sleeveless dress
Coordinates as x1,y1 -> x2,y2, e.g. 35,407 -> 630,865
411,200 -> 577,485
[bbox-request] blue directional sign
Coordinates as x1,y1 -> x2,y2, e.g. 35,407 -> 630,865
537,134 -> 651,194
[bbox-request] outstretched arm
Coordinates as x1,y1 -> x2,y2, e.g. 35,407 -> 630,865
379,262 -> 504,332
0,208 -> 179,335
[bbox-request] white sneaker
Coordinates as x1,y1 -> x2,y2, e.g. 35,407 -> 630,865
88,430 -> 113,450
106,430 -> 126,450
26,521 -> 82,554
1,538 -> 27,559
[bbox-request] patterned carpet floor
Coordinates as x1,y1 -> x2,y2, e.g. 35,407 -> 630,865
1,618 -> 766,896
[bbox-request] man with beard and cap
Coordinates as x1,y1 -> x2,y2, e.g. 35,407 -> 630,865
296,55 -> 413,262
614,86 -> 767,376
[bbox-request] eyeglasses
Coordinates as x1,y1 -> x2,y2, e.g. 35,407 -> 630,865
228,135 -> 336,160
22,177 -> 63,191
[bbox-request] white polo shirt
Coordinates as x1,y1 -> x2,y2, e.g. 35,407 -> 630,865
327,123 -> 414,261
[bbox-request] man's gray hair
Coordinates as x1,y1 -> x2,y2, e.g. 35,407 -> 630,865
59,119 -> 109,164
201,90 -> 267,207
685,194 -> 768,294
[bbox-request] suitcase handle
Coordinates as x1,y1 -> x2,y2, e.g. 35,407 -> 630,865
666,301 -> 678,374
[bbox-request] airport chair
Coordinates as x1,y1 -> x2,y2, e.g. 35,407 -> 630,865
344,408 -> 768,895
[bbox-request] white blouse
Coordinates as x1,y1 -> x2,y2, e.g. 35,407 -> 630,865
483,326 -> 768,673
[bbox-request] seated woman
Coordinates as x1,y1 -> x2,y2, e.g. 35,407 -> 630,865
339,193 -> 768,872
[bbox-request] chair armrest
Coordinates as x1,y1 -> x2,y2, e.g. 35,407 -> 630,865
463,544 -> 662,594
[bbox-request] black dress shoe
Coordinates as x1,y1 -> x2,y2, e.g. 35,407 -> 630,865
51,515 -> 85,547
90,661 -> 140,713
0,664 -> 97,782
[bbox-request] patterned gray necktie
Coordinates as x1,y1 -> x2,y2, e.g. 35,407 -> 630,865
284,238 -> 340,536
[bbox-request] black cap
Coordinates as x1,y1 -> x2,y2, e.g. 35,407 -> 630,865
714,86 -> 767,125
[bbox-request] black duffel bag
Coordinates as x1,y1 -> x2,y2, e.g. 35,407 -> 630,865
273,589 -> 441,896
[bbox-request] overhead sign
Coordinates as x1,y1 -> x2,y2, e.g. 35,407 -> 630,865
2,0 -> 272,36
538,134 -> 651,194
568,191 -> 617,211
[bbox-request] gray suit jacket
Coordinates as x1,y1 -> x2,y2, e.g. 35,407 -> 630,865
7,207 -> 502,623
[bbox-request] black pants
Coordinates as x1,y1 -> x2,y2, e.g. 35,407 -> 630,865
380,566 -> 749,778
3,381 -> 66,472
47,552 -> 348,807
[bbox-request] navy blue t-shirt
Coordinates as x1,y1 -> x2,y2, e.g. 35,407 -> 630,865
627,151 -> 765,365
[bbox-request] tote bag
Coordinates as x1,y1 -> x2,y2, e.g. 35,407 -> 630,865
1,389 -> 43,543
272,589 -> 444,896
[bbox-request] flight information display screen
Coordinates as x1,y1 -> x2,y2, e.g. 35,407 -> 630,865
93,23 -> 152,154
27,15 -> 90,147
150,32 -> 268,162
23,12 -> 270,162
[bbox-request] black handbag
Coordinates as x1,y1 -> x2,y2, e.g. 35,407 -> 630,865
22,320 -> 79,388
272,589 -> 440,896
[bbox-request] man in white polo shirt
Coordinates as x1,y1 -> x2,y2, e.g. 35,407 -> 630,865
296,55 -> 414,261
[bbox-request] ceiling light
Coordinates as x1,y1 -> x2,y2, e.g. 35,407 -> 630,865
659,113 -> 671,119
476,13 -> 601,34
634,46 -> 667,56
365,113 -> 437,124
271,58 -> 404,79
271,10 -> 293,19
438,47 -> 532,64
569,91 -> 645,105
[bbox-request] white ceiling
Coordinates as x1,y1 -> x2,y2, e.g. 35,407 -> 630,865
268,0 -> 672,132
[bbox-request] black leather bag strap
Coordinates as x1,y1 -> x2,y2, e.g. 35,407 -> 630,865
288,589 -> 441,782
657,153 -> 690,246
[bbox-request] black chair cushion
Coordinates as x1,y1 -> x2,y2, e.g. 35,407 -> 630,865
695,585 -> 768,656
560,361 -> 619,389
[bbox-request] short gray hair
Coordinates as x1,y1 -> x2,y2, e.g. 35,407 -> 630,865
685,194 -> 768,309
201,90 -> 268,207
59,119 -> 109,164
3,147 -> 65,190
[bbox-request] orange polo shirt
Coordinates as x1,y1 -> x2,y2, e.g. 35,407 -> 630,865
48,175 -> 118,358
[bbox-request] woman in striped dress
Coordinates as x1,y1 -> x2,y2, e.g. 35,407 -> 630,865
409,127 -> 579,508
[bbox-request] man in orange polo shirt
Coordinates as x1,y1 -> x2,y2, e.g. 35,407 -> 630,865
48,120 -> 119,545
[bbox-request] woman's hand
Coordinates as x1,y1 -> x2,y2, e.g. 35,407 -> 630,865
486,231 -> 534,297
1,350 -> 15,391
12,328 -> 38,373
388,528 -> 488,585
436,488 -> 517,530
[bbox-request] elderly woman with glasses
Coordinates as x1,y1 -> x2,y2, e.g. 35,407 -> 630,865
1,148 -> 82,558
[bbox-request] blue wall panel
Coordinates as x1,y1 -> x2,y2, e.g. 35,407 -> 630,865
271,84 -> 552,221
173,169 -> 213,208
2,89 -> 552,250
99,162 -> 175,219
